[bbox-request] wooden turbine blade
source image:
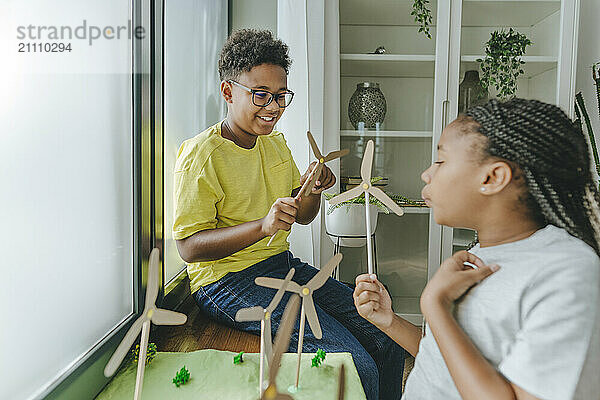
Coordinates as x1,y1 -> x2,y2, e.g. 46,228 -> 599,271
324,148 -> 349,162
302,295 -> 322,339
369,186 -> 404,216
103,316 -> 145,377
327,185 -> 364,206
266,268 -> 295,313
235,306 -> 264,322
151,308 -> 187,325
360,140 -> 375,183
306,253 -> 342,291
255,277 -> 302,294
307,131 -> 323,160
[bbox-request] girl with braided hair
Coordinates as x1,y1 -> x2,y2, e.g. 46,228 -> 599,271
354,98 -> 600,399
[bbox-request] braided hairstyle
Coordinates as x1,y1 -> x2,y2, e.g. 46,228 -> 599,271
460,98 -> 600,254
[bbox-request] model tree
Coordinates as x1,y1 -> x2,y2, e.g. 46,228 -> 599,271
172,366 -> 190,387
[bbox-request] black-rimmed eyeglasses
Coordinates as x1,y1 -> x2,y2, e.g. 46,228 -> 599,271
228,80 -> 294,108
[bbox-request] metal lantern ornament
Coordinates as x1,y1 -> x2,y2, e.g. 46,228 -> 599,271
348,82 -> 387,130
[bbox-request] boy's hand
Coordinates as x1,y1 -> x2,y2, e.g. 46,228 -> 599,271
353,274 -> 394,330
301,162 -> 336,194
421,251 -> 500,313
260,197 -> 300,236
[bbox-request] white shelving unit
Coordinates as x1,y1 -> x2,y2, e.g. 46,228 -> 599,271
337,0 -> 438,317
340,130 -> 433,138
402,208 -> 431,214
331,0 -> 578,321
341,54 -> 436,62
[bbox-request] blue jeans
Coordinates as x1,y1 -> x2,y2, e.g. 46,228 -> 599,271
193,251 -> 405,400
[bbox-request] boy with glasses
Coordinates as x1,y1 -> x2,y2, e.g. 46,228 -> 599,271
172,29 -> 405,400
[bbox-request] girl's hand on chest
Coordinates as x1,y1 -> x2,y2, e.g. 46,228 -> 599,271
421,250 -> 500,313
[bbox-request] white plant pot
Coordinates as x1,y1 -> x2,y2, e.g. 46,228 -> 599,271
325,203 -> 379,247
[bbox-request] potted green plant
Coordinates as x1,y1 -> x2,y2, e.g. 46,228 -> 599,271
324,178 -> 419,247
477,28 -> 532,100
324,192 -> 380,248
411,0 -> 433,39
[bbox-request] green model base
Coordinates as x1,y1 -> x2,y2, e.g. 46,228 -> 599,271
96,350 -> 366,399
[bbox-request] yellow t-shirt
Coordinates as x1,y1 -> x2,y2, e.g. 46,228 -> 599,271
172,121 -> 302,293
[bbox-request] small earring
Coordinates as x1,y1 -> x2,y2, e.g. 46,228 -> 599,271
480,187 -> 486,192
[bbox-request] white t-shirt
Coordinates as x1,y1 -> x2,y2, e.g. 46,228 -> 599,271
403,225 -> 600,400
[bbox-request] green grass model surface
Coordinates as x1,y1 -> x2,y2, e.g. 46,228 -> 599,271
97,350 -> 365,399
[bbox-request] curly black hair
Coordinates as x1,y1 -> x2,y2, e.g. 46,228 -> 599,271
218,29 -> 292,81
460,98 -> 600,254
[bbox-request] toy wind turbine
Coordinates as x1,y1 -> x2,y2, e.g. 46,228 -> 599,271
235,268 -> 295,396
328,140 -> 404,274
302,131 -> 349,198
103,248 -> 187,400
261,294 -> 301,400
255,253 -> 343,389
267,131 -> 349,246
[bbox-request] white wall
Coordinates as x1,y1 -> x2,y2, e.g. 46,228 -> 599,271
575,0 -> 600,170
277,0 -> 319,265
231,0 -> 277,32
164,0 -> 227,284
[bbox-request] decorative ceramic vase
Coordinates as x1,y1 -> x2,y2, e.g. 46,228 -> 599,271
458,70 -> 488,114
348,82 -> 387,129
325,203 -> 378,247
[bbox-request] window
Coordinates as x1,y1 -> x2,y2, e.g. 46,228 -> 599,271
0,5 -> 134,400
0,1 -> 144,398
